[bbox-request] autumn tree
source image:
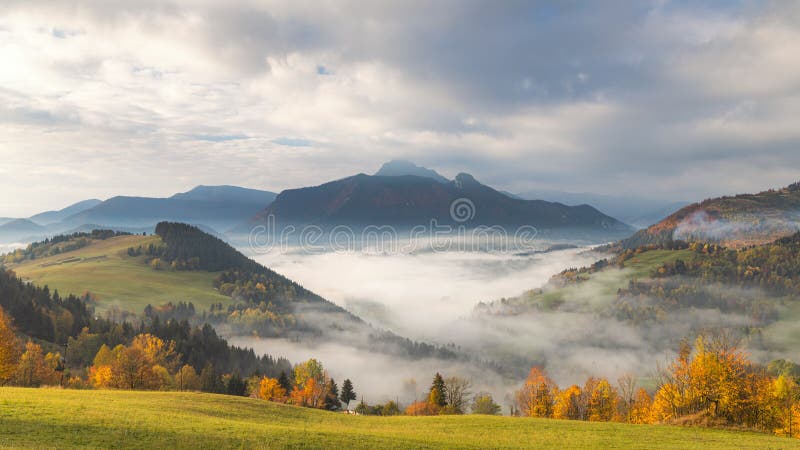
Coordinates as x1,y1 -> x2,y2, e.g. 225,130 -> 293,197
773,375 -> 800,437
13,341 -> 57,387
0,307 -> 19,385
516,367 -> 557,418
553,385 -> 583,420
587,378 -> 619,422
176,364 -> 201,391
258,376 -> 287,402
629,388 -> 653,424
471,392 -> 501,415
340,378 -> 356,409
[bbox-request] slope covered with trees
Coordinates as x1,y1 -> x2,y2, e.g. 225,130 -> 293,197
618,181 -> 800,249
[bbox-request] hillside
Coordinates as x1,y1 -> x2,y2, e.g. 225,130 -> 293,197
0,388 -> 790,449
237,173 -> 632,238
5,233 -> 231,314
619,181 -> 800,249
2,225 -> 463,363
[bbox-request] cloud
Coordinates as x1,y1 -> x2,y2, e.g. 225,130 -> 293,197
2,1 -> 800,216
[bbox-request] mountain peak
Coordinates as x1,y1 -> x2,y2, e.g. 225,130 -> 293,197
374,160 -> 449,184
453,172 -> 479,189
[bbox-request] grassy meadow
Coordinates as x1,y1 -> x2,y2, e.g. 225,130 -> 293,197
8,235 -> 230,314
0,388 -> 796,449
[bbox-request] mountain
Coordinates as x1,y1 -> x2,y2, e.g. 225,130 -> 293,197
515,189 -> 687,229
373,159 -> 450,184
618,181 -> 800,249
237,173 -> 632,239
170,185 -> 276,204
28,199 -> 103,225
62,186 -> 276,232
0,218 -> 46,241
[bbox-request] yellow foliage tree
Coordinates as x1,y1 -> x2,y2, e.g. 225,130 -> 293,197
516,367 -> 558,417
629,388 -> 653,424
587,378 -> 619,422
553,385 -> 583,420
258,377 -> 287,402
13,341 -> 48,387
176,364 -> 201,391
91,365 -> 113,388
0,307 -> 19,385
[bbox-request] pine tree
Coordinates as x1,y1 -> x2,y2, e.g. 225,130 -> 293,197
324,378 -> 342,411
430,372 -> 447,407
278,371 -> 292,393
340,378 -> 357,409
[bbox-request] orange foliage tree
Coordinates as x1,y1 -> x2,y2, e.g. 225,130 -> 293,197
516,367 -> 558,417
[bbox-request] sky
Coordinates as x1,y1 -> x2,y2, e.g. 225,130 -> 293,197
2,0 -> 800,217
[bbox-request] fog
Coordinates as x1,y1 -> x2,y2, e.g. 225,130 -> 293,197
232,239 -> 794,406
252,245 -> 600,341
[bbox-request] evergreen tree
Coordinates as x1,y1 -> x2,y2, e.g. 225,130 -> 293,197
430,372 -> 447,407
324,378 -> 342,411
340,378 -> 357,409
278,371 -> 292,393
226,373 -> 247,396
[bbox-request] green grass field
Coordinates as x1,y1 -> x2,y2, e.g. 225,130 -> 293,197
8,235 -> 230,315
0,388 -> 795,449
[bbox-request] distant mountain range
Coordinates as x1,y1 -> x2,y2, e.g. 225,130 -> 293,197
63,185 -> 276,231
0,185 -> 276,243
2,161 -> 703,246
235,171 -> 632,240
28,199 -> 103,225
619,181 -> 800,249
513,189 -> 687,229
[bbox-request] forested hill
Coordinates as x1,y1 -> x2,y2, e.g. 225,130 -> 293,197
4,224 -> 466,364
617,181 -> 800,249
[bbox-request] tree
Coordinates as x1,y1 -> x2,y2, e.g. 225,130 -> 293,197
429,373 -> 447,408
629,388 -> 653,424
258,377 -> 287,402
177,364 -> 200,391
587,378 -> 619,422
226,373 -> 248,396
324,378 -> 342,411
200,363 -> 221,393
294,359 -> 323,389
773,375 -> 800,437
382,400 -> 400,416
13,341 -> 48,387
0,307 -> 19,385
471,393 -> 501,415
278,371 -> 293,393
340,378 -> 357,409
553,385 -> 583,420
443,376 -> 472,414
516,367 -> 557,418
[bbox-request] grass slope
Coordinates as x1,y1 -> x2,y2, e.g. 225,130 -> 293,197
0,388 -> 795,449
8,235 -> 230,314
517,249 -> 694,311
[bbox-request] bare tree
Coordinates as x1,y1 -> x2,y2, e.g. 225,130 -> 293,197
444,376 -> 472,414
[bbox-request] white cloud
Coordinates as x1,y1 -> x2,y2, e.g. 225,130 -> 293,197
1,1 -> 800,216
